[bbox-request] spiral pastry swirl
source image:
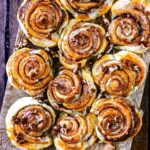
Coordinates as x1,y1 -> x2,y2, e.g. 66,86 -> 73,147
54,113 -> 97,150
60,0 -> 114,20
90,98 -> 142,142
108,0 -> 150,46
47,69 -> 97,112
6,48 -> 53,96
92,51 -> 146,97
6,97 -> 56,150
18,0 -> 68,47
115,51 -> 146,86
59,19 -> 108,69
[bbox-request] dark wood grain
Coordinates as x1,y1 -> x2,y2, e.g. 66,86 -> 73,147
0,0 -> 6,109
9,0 -> 21,55
0,0 -> 149,150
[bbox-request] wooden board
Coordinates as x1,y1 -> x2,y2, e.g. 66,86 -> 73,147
0,0 -> 149,150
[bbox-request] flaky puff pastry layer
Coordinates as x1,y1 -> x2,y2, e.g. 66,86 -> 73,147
90,97 -> 142,143
92,51 -> 146,97
18,0 -> 69,47
59,19 -> 108,69
6,97 -> 56,150
60,0 -> 114,21
6,48 -> 53,96
53,113 -> 97,150
108,0 -> 150,47
47,69 -> 97,113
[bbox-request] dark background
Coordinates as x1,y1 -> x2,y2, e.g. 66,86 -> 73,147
0,0 -> 20,109
0,0 -> 149,149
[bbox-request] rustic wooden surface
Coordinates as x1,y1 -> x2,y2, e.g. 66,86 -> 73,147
0,0 -> 149,150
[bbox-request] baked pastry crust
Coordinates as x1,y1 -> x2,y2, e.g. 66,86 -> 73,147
17,0 -> 69,47
47,69 -> 97,112
59,19 -> 108,69
115,51 -> 147,86
53,113 -> 97,150
6,48 -> 53,96
109,0 -> 150,46
90,97 -> 142,142
92,51 -> 146,97
60,0 -> 114,21
6,97 -> 56,150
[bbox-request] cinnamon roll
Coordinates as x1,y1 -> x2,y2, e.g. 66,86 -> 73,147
60,0 -> 114,20
6,97 -> 56,150
90,97 -> 142,142
59,19 -> 108,69
108,0 -> 150,46
53,113 -> 97,150
6,48 -> 53,96
47,69 -> 97,112
92,51 -> 146,97
18,0 -> 69,47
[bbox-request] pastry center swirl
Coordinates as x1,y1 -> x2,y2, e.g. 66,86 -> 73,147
108,2 -> 150,45
25,1 -> 64,36
98,108 -> 125,136
116,18 -> 139,42
14,105 -> 53,137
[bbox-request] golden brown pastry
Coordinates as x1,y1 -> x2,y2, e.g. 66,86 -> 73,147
6,97 -> 56,150
6,48 -> 53,96
108,0 -> 150,46
60,0 -> 114,21
59,19 -> 108,69
92,51 -> 146,97
53,113 -> 97,150
18,0 -> 69,47
47,69 -> 97,112
90,97 -> 142,142
115,51 -> 147,86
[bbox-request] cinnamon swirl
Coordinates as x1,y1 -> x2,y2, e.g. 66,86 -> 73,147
92,51 -> 146,97
47,69 -> 97,112
108,0 -> 150,46
90,97 -> 142,142
59,19 -> 108,69
6,97 -> 56,149
18,0 -> 69,47
6,48 -> 53,96
54,113 -> 97,150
